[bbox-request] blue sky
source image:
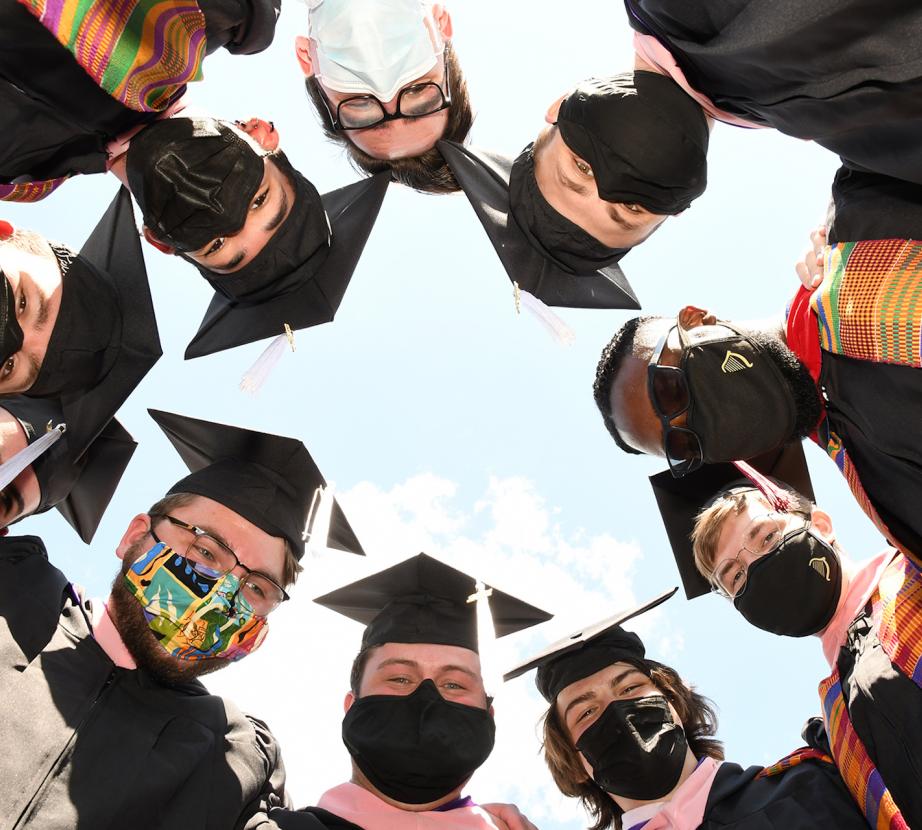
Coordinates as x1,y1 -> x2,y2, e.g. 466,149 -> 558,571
5,1 -> 889,827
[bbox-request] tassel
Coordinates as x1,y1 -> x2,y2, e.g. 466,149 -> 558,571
240,324 -> 295,395
513,282 -> 575,345
0,423 -> 65,491
732,460 -> 797,512
467,580 -> 501,697
302,484 -> 335,556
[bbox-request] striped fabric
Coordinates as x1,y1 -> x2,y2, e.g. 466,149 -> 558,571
0,177 -> 69,202
812,239 -> 922,367
755,746 -> 833,779
819,554 -> 922,829
18,0 -> 205,112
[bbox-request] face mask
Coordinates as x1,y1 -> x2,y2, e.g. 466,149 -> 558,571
556,73 -> 709,215
310,0 -> 443,102
126,117 -> 266,252
0,274 -> 23,364
123,542 -> 268,661
575,695 -> 688,801
734,527 -> 842,637
342,678 -> 496,805
679,321 -> 797,462
29,249 -> 121,397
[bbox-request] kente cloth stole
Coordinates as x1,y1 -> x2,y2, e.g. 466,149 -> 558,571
818,554 -> 922,829
0,178 -> 69,202
809,238 -> 922,568
18,0 -> 205,112
755,747 -> 832,779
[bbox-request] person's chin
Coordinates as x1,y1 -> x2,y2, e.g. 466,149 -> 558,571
108,577 -> 231,686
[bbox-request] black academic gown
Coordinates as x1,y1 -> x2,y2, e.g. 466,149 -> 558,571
0,535 -> 287,830
0,0 -> 279,185
699,757 -> 867,828
625,0 -> 922,185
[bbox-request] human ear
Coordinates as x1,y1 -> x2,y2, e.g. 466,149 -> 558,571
431,4 -> 453,39
546,94 -> 567,124
116,513 -> 153,560
809,507 -> 835,543
295,36 -> 315,77
343,691 -> 356,713
141,226 -> 175,256
678,305 -> 717,329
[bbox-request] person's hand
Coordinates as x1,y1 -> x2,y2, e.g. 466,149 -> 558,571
482,802 -> 540,830
795,226 -> 827,290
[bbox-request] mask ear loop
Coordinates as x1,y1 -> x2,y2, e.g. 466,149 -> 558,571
731,460 -> 797,513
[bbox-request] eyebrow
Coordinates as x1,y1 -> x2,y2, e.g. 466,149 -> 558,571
264,187 -> 289,233
556,164 -> 590,196
213,249 -> 246,273
0,483 -> 24,519
606,203 -> 641,232
35,289 -> 48,329
374,658 -> 479,679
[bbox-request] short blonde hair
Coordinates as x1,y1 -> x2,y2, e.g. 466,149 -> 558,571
691,487 -> 812,584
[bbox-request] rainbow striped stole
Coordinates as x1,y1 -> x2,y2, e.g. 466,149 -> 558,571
819,554 -> 922,829
812,239 -> 922,367
0,177 -> 69,203
756,746 -> 833,779
17,0 -> 205,112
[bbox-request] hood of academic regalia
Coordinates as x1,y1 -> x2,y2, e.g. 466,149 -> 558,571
184,165 -> 389,359
439,140 -> 640,309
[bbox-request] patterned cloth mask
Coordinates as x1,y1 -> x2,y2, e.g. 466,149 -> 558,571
124,542 -> 268,661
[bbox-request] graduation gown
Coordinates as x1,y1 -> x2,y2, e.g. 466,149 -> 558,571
625,0 -> 922,185
0,0 -> 279,187
0,535 -> 287,830
697,757 -> 868,829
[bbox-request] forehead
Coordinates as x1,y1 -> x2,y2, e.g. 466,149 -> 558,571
167,494 -> 287,578
555,660 -> 639,713
367,641 -> 482,675
713,492 -> 777,554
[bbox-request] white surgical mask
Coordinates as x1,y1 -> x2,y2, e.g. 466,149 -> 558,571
308,0 -> 443,102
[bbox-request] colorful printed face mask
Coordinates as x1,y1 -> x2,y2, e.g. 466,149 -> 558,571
124,542 -> 268,662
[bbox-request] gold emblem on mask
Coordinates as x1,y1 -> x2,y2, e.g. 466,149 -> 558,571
721,351 -> 753,373
809,557 -> 831,581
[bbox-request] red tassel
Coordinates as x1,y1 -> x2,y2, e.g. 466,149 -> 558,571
732,460 -> 797,512
0,220 -> 14,240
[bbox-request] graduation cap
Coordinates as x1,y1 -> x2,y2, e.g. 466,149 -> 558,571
649,442 -> 815,600
25,187 -> 161,406
438,141 -> 640,310
0,397 -> 136,542
150,409 -> 364,559
184,169 -> 389,359
314,552 -> 553,653
504,588 -> 678,702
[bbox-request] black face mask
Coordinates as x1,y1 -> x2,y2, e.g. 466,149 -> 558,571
126,117 -> 265,252
575,695 -> 688,801
0,273 -> 23,364
734,527 -> 842,637
556,73 -> 709,215
679,322 -> 797,463
29,249 -> 120,397
342,679 -> 496,805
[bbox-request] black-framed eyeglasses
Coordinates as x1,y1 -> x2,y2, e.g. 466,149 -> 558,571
319,49 -> 451,131
646,327 -> 704,479
149,514 -> 289,616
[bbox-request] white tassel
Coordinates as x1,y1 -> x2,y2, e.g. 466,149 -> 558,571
467,580 -> 502,698
513,283 -> 576,345
0,423 -> 65,491
239,324 -> 295,395
301,484 -> 335,556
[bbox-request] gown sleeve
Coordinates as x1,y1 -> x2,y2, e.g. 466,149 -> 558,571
198,0 -> 281,56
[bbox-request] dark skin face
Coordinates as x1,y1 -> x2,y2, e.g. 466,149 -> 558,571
610,306 -> 784,456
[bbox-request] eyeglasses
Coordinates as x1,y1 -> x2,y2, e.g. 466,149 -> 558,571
320,50 -> 451,131
711,513 -> 806,598
646,327 -> 703,478
149,514 -> 289,616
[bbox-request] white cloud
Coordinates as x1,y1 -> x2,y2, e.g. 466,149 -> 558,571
208,473 -> 657,829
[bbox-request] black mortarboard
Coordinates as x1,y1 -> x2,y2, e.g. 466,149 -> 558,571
0,274 -> 23,364
150,409 -> 364,559
649,442 -> 815,600
504,588 -> 678,702
26,187 -> 161,402
438,141 -> 640,310
184,166 -> 389,358
0,397 -> 136,542
314,552 -> 552,652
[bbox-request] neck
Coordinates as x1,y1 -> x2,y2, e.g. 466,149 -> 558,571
350,765 -> 465,812
93,593 -> 137,669
611,750 -> 699,815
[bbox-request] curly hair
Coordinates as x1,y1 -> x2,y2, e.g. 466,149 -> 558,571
304,40 -> 472,194
593,317 -> 653,455
542,658 -> 724,830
